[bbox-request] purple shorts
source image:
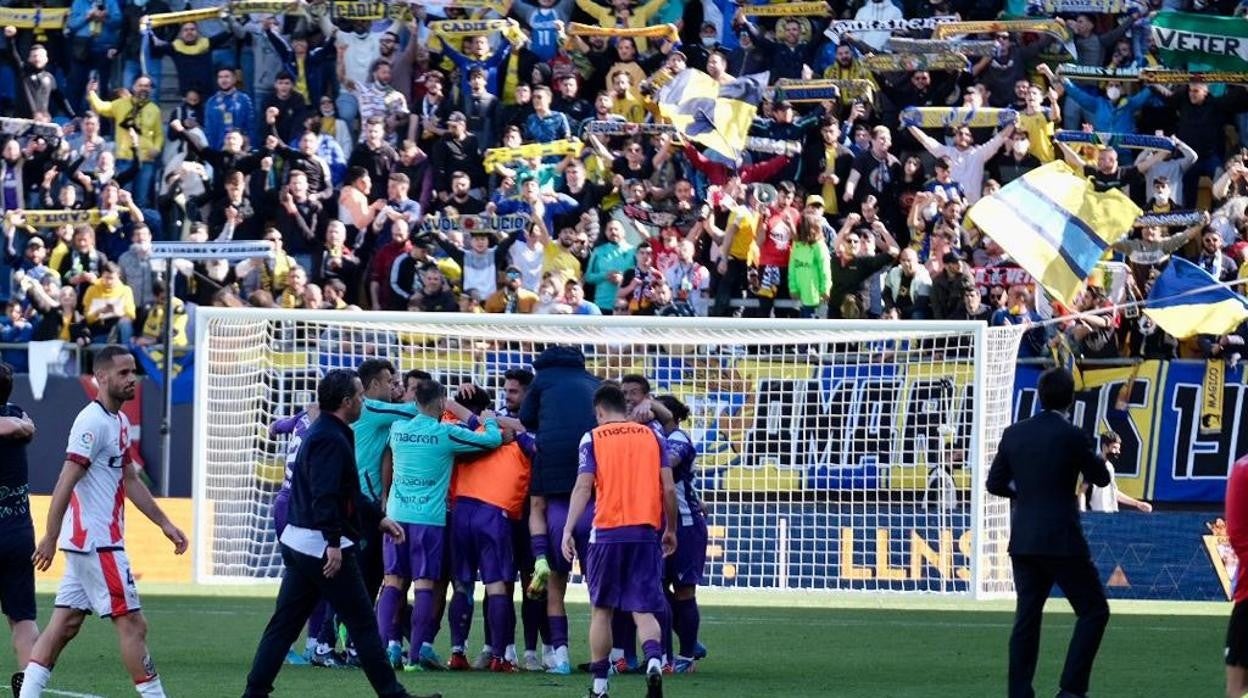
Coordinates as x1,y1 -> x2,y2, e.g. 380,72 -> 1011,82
383,523 -> 445,581
664,518 -> 708,587
451,499 -> 514,585
272,490 -> 291,538
586,541 -> 666,614
544,495 -> 593,574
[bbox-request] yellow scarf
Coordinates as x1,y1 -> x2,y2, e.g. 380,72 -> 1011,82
295,57 -> 309,101
174,36 -> 211,57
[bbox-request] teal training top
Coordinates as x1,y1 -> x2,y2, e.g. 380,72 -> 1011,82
353,398 -> 421,502
387,413 -> 502,526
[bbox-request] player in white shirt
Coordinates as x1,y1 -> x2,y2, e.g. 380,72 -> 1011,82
1079,430 -> 1153,514
19,346 -> 188,698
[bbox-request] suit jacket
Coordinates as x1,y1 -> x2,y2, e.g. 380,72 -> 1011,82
987,410 -> 1111,557
287,412 -> 383,548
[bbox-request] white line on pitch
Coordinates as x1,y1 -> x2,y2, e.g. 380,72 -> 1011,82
45,690 -> 106,698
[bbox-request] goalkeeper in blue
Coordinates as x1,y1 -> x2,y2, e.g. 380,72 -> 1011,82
384,380 -> 502,672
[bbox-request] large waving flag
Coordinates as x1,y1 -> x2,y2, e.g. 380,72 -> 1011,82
1144,256 -> 1248,339
966,161 -> 1140,305
658,69 -> 769,165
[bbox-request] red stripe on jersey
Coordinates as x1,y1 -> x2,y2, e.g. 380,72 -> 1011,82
109,480 -> 125,544
69,492 -> 87,549
98,550 -> 129,617
66,453 -> 90,467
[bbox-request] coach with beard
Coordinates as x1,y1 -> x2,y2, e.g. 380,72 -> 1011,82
242,369 -> 438,698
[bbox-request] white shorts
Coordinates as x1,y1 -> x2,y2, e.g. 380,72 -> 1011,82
54,549 -> 141,618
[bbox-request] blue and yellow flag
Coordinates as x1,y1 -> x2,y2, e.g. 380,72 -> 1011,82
966,161 -> 1140,306
658,69 -> 769,165
1144,256 -> 1248,339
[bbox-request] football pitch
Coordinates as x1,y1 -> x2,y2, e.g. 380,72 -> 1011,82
11,589 -> 1227,698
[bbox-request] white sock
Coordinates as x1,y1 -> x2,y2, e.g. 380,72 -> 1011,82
305,638 -> 317,652
647,657 -> 662,674
504,644 -> 517,663
479,644 -> 492,656
421,642 -> 435,653
20,663 -> 50,698
542,643 -> 553,657
451,644 -> 465,654
135,675 -> 166,697
592,677 -> 609,695
525,649 -> 538,661
554,645 -> 569,664
608,647 -> 624,662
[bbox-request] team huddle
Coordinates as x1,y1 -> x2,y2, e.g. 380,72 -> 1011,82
251,344 -> 709,698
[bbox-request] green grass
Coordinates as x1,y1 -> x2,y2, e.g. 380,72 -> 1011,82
9,590 -> 1227,698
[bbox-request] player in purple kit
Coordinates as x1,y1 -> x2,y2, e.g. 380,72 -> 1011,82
564,383 -> 677,698
446,385 -> 533,672
654,395 -> 708,673
269,403 -> 325,665
499,369 -> 552,671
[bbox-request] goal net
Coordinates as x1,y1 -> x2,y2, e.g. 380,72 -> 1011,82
193,309 -> 1022,598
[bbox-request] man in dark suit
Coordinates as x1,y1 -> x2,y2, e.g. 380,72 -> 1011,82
241,369 -> 438,698
987,367 -> 1112,698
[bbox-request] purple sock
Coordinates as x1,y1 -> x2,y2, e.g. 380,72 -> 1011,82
409,590 -> 433,663
589,658 -> 610,680
658,601 -> 673,661
612,611 -> 637,663
449,588 -> 473,649
486,595 -> 511,655
375,586 -> 403,644
307,600 -> 328,642
427,590 -> 445,646
531,533 -> 549,562
549,614 -> 569,651
641,639 -> 662,666
540,609 -> 552,646
521,596 -> 543,651
671,597 -> 700,657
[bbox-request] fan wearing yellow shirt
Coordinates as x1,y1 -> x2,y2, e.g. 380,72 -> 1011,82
709,184 -> 771,317
81,262 -> 137,344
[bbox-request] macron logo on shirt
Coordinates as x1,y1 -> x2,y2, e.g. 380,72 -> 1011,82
394,433 -> 438,445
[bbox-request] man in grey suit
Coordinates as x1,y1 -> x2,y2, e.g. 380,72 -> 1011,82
987,367 -> 1112,698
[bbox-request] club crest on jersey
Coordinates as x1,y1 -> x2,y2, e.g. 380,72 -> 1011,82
80,431 -> 94,447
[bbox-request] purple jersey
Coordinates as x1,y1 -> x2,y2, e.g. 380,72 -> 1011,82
271,409 -> 314,493
665,428 -> 703,526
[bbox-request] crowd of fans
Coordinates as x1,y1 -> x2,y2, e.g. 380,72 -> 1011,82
0,0 -> 1247,367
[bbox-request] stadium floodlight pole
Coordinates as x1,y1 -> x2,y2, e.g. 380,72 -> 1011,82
149,241 -> 274,497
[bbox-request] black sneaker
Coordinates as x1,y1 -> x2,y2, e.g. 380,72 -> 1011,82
646,661 -> 663,698
11,671 -> 23,697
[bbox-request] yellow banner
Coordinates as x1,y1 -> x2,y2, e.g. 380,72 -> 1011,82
233,0 -> 300,14
0,6 -> 68,29
1202,359 -> 1224,435
566,22 -> 679,41
20,209 -> 104,228
331,1 -> 412,20
30,496 -> 193,584
144,7 -> 225,27
741,1 -> 832,16
429,18 -> 513,38
932,19 -> 1075,55
482,138 -> 583,171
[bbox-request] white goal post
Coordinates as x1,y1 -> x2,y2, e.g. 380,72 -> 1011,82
192,308 -> 1023,598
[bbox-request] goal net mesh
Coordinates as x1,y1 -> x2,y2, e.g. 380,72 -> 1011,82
194,311 -> 1021,597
